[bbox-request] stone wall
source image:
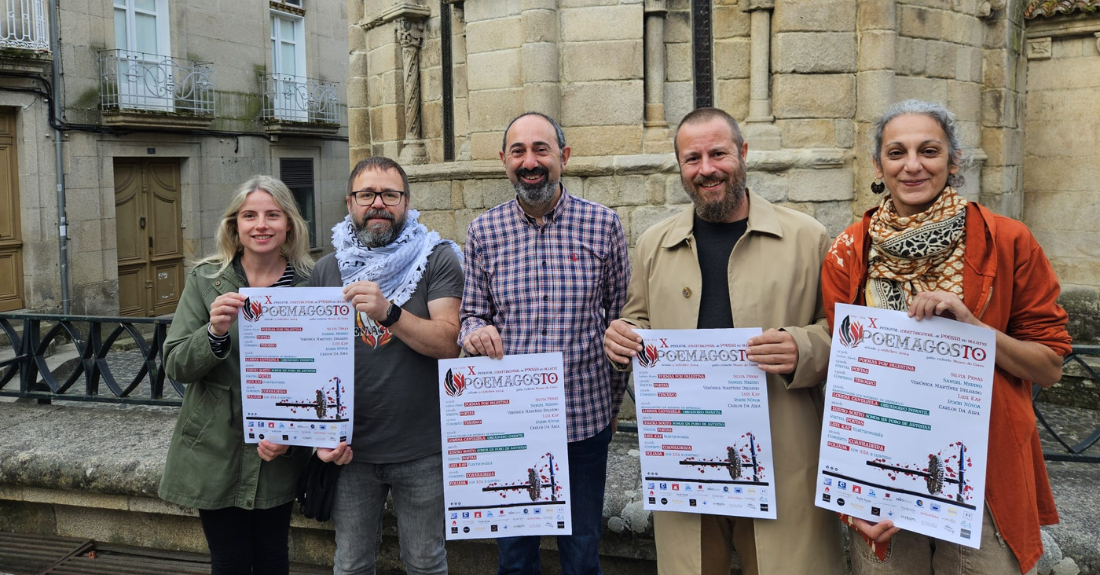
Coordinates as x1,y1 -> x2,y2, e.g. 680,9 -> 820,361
1022,11 -> 1100,343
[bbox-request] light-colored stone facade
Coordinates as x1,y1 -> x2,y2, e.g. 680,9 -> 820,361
1021,3 -> 1100,342
0,1 -> 350,315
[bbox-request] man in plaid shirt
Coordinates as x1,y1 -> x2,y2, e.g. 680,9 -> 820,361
459,112 -> 630,574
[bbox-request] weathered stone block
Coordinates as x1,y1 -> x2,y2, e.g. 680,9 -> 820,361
646,175 -> 666,205
522,9 -> 558,44
858,30 -> 895,71
631,206 -> 683,243
664,175 -> 691,206
747,171 -> 788,204
814,200 -> 855,238
713,38 -> 752,79
922,42 -> 955,80
561,81 -> 645,126
899,5 -> 943,40
665,43 -> 693,82
788,168 -> 853,202
562,125 -> 645,157
584,175 -> 647,207
777,119 -> 835,148
895,76 -> 947,105
776,33 -> 857,74
857,0 -> 896,31
468,88 -> 525,133
946,80 -> 981,122
466,17 -> 524,54
857,70 -> 896,123
412,180 -> 455,211
664,10 -> 691,43
773,0 -> 856,32
773,74 -> 856,119
462,178 -> 514,211
467,49 -> 523,91
522,43 -> 560,84
560,5 -> 643,42
418,209 -> 457,242
563,41 -> 644,82
714,79 -> 750,121
713,5 -> 750,39
463,0 -> 522,23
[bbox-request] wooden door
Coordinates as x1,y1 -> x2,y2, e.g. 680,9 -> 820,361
114,159 -> 183,317
0,109 -> 24,312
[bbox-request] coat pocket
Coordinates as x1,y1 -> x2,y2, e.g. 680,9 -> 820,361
179,382 -> 229,447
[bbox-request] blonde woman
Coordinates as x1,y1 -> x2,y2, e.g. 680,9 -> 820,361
159,175 -> 314,575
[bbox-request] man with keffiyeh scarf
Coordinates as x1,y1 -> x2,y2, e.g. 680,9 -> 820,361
309,156 -> 464,575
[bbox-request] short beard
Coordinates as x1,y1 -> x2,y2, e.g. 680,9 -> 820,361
683,175 -> 747,223
355,209 -> 406,248
513,166 -> 557,209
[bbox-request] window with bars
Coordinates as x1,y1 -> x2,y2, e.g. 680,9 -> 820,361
280,158 -> 316,248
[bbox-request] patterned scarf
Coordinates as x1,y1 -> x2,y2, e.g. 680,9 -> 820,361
865,187 -> 968,311
331,209 -> 462,306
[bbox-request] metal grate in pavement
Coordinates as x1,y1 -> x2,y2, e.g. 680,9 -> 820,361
0,532 -> 331,575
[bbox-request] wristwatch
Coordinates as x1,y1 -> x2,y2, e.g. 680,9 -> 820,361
379,301 -> 403,328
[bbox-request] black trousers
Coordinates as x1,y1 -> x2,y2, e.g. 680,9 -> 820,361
198,501 -> 294,575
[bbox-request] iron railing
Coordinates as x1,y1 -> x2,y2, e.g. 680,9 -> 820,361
260,72 -> 340,124
0,0 -> 49,51
98,49 -> 215,116
0,313 -> 182,405
1034,344 -> 1100,463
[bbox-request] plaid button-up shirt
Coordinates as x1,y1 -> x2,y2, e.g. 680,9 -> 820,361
460,188 -> 631,442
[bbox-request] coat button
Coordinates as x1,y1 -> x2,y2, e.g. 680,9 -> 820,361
214,280 -> 221,286
682,287 -> 692,298
245,500 -> 253,508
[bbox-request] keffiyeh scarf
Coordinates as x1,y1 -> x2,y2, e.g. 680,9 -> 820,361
331,209 -> 462,306
865,187 -> 968,311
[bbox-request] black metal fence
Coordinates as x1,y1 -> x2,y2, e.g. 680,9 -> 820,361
0,313 -> 183,405
1035,344 -> 1100,463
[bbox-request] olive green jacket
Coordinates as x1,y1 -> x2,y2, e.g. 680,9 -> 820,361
158,260 -> 311,510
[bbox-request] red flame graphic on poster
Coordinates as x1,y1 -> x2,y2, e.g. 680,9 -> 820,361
637,342 -> 659,368
444,368 -> 466,397
839,316 -> 865,348
242,298 -> 263,322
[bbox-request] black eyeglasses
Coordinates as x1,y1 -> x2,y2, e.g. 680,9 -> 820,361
350,190 -> 405,206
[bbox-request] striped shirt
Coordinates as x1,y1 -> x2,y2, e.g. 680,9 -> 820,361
209,262 -> 296,355
460,188 -> 630,442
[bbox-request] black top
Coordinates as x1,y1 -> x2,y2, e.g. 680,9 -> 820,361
693,213 -> 747,329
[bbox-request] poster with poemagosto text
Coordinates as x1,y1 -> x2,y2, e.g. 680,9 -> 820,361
633,328 -> 777,519
238,287 -> 354,449
815,303 -> 996,548
438,353 -> 571,540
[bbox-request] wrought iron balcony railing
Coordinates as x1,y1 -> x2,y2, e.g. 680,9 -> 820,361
98,49 -> 215,116
260,73 -> 340,125
0,0 -> 49,51
0,313 -> 182,405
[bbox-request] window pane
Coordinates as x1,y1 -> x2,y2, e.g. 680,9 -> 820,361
114,0 -> 128,7
135,0 -> 156,11
280,42 -> 296,76
279,18 -> 295,41
135,13 -> 157,54
114,9 -> 128,50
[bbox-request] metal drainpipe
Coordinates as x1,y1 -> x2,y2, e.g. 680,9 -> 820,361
47,0 -> 70,314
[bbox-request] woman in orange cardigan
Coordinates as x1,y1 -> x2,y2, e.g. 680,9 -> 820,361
821,100 -> 1071,574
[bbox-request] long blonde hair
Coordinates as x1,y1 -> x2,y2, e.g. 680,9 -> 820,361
196,175 -> 315,278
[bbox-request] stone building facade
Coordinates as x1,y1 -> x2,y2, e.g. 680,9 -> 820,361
0,0 -> 350,315
346,0 -> 1098,341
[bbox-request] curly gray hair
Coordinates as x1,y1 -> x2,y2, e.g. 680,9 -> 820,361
871,99 -> 969,189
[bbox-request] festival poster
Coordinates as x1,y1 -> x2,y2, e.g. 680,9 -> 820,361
438,353 -> 571,540
815,303 -> 996,548
237,287 -> 355,449
632,329 -> 778,519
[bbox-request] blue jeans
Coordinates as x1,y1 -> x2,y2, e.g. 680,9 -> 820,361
330,452 -> 447,575
497,424 -> 613,575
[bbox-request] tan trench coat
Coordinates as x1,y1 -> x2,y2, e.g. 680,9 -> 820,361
619,190 -> 845,574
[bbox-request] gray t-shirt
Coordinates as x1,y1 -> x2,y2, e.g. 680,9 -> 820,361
310,244 -> 463,463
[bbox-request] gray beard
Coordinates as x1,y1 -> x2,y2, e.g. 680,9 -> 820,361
514,179 -> 557,210
686,178 -> 747,223
356,217 -> 405,248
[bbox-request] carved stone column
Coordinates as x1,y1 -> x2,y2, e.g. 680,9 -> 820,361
384,3 -> 431,164
643,0 -> 672,153
741,0 -> 780,150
